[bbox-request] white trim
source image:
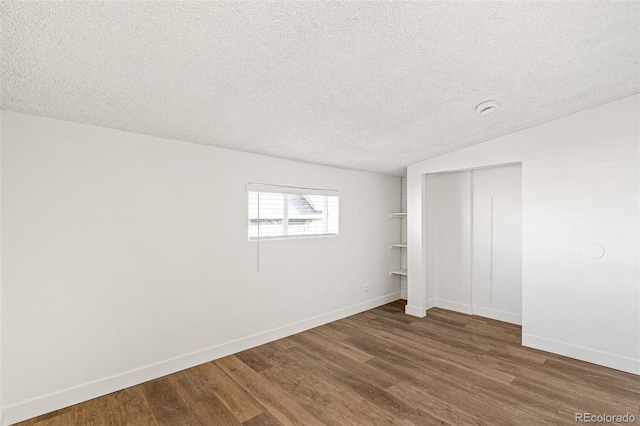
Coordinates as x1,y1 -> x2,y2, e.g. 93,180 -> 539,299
1,292 -> 400,426
405,304 -> 427,317
249,233 -> 338,242
470,305 -> 521,325
434,299 -> 473,315
428,299 -> 521,325
425,298 -> 435,310
406,172 -> 427,318
469,171 -> 475,312
522,334 -> 640,376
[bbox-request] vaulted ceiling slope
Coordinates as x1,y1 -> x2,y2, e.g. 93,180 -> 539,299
2,2 -> 639,176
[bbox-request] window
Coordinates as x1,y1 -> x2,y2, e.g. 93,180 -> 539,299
247,183 -> 339,240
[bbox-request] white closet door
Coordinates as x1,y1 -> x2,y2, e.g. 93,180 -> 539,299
472,164 -> 522,325
429,171 -> 472,313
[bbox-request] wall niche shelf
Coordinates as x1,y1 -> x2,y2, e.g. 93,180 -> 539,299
389,178 -> 408,295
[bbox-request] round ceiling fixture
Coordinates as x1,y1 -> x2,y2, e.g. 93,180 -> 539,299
476,100 -> 498,115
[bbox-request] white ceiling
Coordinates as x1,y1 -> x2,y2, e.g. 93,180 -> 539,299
2,2 -> 639,176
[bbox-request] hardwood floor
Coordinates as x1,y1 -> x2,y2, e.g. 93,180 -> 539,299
14,301 -> 640,425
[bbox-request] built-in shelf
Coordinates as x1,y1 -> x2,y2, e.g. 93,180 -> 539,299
389,209 -> 408,277
392,179 -> 408,299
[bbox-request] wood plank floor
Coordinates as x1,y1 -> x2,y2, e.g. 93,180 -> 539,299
14,301 -> 640,425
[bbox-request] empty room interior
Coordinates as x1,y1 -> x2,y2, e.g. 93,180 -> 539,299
1,2 -> 639,425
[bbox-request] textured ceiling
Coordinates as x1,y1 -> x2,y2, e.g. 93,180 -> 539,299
2,2 -> 639,176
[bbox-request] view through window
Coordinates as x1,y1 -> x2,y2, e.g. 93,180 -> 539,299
248,185 -> 339,240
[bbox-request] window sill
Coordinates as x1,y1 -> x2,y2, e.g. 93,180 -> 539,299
249,233 -> 338,242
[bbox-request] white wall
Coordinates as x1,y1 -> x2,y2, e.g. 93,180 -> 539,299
0,112 -> 401,424
407,95 -> 640,375
0,114 -> 3,426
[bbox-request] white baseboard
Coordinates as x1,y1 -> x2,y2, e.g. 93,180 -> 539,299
405,304 -> 426,318
433,299 -> 473,315
425,298 -> 435,310
470,305 -> 521,325
1,292 -> 401,426
429,300 -> 521,325
522,334 -> 640,376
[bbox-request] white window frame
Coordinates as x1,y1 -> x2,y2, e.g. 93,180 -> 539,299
247,183 -> 339,241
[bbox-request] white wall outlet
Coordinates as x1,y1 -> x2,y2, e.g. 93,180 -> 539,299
363,283 -> 372,291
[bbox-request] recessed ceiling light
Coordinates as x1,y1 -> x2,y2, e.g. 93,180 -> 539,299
476,100 -> 498,115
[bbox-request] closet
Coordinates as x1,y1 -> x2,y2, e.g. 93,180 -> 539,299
426,164 -> 522,325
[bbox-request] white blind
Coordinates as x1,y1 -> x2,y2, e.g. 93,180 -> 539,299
246,183 -> 339,197
247,183 -> 339,240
